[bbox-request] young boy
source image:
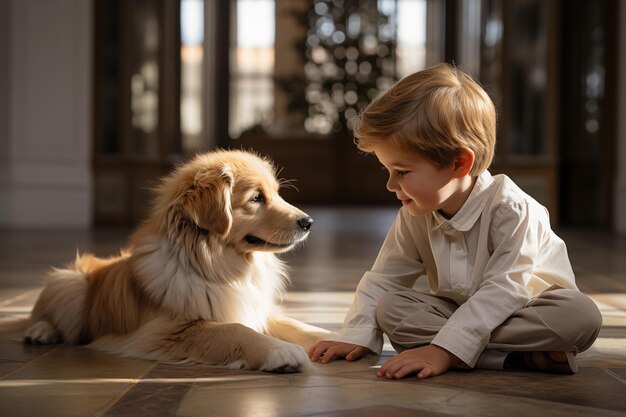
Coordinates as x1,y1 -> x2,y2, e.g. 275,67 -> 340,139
308,63 -> 602,379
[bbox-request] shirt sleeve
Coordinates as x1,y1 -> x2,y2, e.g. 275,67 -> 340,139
431,201 -> 538,367
338,209 -> 425,354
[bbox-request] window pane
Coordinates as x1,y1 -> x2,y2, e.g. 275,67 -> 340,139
230,0 -> 275,138
95,0 -> 121,155
129,0 -> 160,159
181,0 -> 204,153
396,0 -> 427,77
231,77 -> 274,136
508,0 -> 548,156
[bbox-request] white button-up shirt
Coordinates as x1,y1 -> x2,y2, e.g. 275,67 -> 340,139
338,171 -> 577,367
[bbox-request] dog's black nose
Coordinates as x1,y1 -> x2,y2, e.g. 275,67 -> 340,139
297,216 -> 314,231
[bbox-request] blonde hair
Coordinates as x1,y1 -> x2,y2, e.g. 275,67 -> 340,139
353,63 -> 496,176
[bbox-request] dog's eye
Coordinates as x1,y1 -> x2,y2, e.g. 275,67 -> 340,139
251,193 -> 265,204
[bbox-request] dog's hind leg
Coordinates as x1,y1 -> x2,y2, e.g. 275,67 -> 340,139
23,320 -> 61,344
25,268 -> 87,345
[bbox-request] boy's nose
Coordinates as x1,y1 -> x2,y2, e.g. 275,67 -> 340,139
386,176 -> 398,192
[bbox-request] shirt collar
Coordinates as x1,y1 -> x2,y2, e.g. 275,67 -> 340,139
431,171 -> 495,233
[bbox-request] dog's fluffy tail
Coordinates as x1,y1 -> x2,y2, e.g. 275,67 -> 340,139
0,317 -> 31,338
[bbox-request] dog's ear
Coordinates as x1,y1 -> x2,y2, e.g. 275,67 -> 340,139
181,165 -> 234,237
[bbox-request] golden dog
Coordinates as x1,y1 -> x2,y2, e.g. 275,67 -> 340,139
11,150 -> 330,372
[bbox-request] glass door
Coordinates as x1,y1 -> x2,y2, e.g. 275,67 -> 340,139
93,0 -> 180,225
471,0 -> 560,222
221,0 -> 431,204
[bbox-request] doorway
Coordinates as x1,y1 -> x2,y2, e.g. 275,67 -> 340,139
93,0 -> 594,226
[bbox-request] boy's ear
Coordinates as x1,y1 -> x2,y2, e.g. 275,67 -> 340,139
453,148 -> 475,178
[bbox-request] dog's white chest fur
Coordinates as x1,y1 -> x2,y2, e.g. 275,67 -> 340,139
135,238 -> 285,332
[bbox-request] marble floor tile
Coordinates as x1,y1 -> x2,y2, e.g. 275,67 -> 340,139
176,371 -> 625,417
0,288 -> 42,318
413,367 -> 626,413
0,208 -> 625,417
0,347 -> 156,417
304,405 -> 456,417
0,339 -> 56,378
576,338 -> 626,368
607,367 -> 626,381
101,364 -> 278,417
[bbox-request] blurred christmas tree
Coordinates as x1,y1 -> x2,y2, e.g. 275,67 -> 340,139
275,0 -> 398,135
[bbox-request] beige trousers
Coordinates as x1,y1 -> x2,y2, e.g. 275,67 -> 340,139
375,287 -> 603,370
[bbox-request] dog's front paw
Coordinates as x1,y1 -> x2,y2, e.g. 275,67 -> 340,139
23,320 -> 61,344
260,339 -> 311,373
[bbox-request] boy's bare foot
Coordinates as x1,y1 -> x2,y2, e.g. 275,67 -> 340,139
522,351 -> 578,374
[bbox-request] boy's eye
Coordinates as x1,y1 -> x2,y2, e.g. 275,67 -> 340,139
380,166 -> 409,177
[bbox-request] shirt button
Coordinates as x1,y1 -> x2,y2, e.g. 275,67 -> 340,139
454,286 -> 463,293
454,243 -> 462,250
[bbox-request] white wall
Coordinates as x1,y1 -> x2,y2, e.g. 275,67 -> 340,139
0,0 -> 92,228
615,1 -> 626,235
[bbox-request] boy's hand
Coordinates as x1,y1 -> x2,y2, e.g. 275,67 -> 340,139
308,340 -> 372,363
377,344 -> 461,379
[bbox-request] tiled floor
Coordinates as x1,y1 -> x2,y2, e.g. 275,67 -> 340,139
1,207 -> 625,417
